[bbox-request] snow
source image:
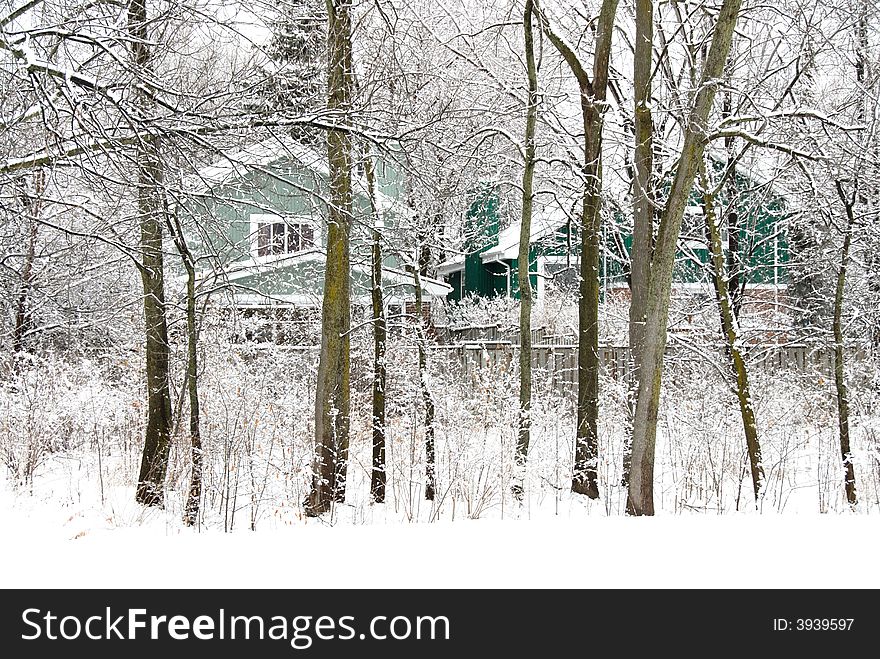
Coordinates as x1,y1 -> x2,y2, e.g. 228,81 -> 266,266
480,203 -> 571,262
3,479 -> 877,589
2,313 -> 877,590
186,135 -> 401,215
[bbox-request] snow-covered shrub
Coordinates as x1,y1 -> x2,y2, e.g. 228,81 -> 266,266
0,354 -> 141,489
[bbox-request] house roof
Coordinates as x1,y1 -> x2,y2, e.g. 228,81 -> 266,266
436,255 -> 465,275
198,249 -> 451,299
185,134 -> 402,214
480,204 -> 571,262
189,136 -> 330,188
437,201 -> 572,274
704,147 -> 795,202
438,154 -> 793,275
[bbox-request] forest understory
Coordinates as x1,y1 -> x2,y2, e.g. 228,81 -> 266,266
4,335 -> 878,536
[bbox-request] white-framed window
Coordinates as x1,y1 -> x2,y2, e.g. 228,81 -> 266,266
250,214 -> 317,258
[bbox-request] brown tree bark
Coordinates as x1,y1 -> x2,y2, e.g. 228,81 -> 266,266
307,0 -> 353,516
165,207 -> 203,527
129,0 -> 173,508
363,155 -> 387,504
832,180 -> 858,508
627,0 -> 743,515
624,0 -> 655,485
413,253 -> 436,501
536,0 -> 619,499
513,0 -> 538,499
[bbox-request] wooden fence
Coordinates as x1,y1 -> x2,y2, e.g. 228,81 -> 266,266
433,342 -> 840,393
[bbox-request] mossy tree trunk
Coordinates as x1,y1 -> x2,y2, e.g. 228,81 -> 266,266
627,0 -> 743,516
624,0 -> 655,485
699,163 -> 764,504
307,0 -> 353,516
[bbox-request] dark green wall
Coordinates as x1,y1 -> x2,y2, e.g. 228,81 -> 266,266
446,166 -> 790,301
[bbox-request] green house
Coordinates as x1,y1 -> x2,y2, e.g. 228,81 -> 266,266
183,136 -> 450,314
438,161 -> 790,303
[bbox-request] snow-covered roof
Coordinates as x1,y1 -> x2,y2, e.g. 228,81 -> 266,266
384,267 -> 452,298
185,135 -> 401,213
436,201 -> 572,274
196,249 -> 451,299
436,254 -> 465,275
480,203 -> 571,262
705,147 -> 795,202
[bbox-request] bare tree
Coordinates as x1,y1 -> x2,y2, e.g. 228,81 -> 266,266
698,161 -> 764,503
129,0 -> 174,508
362,153 -> 387,504
628,0 -> 743,516
11,168 -> 44,357
513,0 -> 539,499
832,177 -> 859,507
307,0 -> 354,516
536,0 -> 620,499
624,0 -> 655,484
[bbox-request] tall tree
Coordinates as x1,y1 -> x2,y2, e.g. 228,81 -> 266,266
832,179 -> 858,507
536,0 -> 620,498
11,168 -> 44,357
827,0 -> 872,509
513,0 -> 538,499
698,162 -> 764,503
257,0 -> 327,143
363,152 -> 387,504
624,0 -> 655,484
306,0 -> 354,516
627,0 -> 743,515
130,0 -> 174,508
412,243 -> 436,501
166,205 -> 203,527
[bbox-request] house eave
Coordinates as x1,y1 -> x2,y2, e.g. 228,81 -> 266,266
436,258 -> 465,275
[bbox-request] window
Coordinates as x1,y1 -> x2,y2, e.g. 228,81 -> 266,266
251,214 -> 316,258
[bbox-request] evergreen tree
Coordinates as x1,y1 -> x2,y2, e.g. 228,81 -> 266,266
255,0 -> 327,143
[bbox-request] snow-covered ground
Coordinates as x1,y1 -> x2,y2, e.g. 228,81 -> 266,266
2,477 -> 878,589
2,348 -> 879,589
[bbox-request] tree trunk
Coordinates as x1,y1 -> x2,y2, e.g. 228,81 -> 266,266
700,163 -> 764,503
413,255 -> 436,501
537,0 -> 619,500
165,202 -> 203,527
306,0 -> 353,516
363,155 -> 387,504
130,0 -> 173,508
181,255 -> 202,526
12,168 -> 43,357
624,0 -> 655,485
627,0 -> 743,516
514,0 -> 538,500
575,0 -> 618,498
573,89 -> 603,499
833,180 -> 858,508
